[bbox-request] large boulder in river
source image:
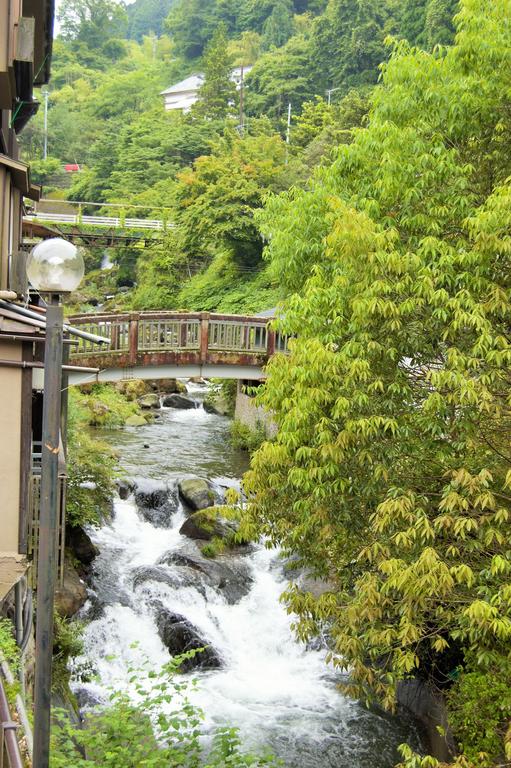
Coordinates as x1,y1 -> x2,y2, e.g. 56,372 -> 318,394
162,393 -> 196,409
116,478 -> 136,500
66,525 -> 99,566
135,484 -> 176,527
137,393 -> 160,410
131,565 -> 207,597
149,379 -> 188,394
203,393 -> 231,416
125,414 -> 147,427
55,561 -> 88,618
179,509 -> 237,542
158,546 -> 252,604
178,478 -> 215,510
156,608 -> 221,671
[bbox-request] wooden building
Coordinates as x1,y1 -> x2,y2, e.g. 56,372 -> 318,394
0,0 -> 54,605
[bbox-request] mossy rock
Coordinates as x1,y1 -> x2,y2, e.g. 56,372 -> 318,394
178,478 -> 215,510
115,379 -> 151,401
137,393 -> 160,410
179,509 -> 238,542
125,414 -> 147,427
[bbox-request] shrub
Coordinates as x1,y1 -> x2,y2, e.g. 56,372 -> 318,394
230,419 -> 266,453
447,658 -> 511,766
51,655 -> 281,767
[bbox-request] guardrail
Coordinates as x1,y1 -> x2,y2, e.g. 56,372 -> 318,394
69,312 -> 288,370
24,213 -> 166,230
0,672 -> 23,768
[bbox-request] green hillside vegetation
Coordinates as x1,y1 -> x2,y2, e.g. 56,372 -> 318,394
22,0 -> 459,316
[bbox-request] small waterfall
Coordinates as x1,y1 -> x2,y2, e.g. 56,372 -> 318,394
101,250 -> 114,270
71,386 -> 421,767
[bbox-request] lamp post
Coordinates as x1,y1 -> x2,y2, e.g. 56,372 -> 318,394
26,238 -> 84,768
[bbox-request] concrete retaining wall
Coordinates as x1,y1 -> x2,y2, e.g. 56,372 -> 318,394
234,383 -> 277,437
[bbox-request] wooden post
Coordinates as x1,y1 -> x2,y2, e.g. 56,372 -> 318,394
200,314 -> 209,364
111,323 -> 120,352
267,326 -> 276,360
129,314 -> 139,366
180,321 -> 187,349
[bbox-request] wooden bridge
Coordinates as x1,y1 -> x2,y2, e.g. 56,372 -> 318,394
67,311 -> 288,385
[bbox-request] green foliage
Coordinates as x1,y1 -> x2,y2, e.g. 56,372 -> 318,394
202,537 -> 228,558
172,252 -> 279,314
262,0 -> 295,49
165,0 -> 228,60
194,24 -> 237,120
51,657 -> 281,767
230,419 -> 267,452
58,0 -> 128,50
28,156 -> 62,187
425,0 -> 458,47
204,379 -> 237,416
175,125 -> 301,265
447,657 -> 511,766
245,34 -> 316,120
0,618 -> 20,673
73,384 -> 141,428
310,0 -> 400,96
127,0 -> 177,41
66,390 -> 119,527
241,0 -> 511,734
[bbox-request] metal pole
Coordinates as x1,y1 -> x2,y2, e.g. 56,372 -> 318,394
239,65 -> 244,136
33,296 -> 63,768
43,91 -> 49,160
285,102 -> 291,165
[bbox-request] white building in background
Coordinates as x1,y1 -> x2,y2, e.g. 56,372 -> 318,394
160,66 -> 253,112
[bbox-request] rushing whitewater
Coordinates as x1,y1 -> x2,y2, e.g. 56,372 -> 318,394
71,384 -> 421,767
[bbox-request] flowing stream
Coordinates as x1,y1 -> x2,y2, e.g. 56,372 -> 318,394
71,382 -> 422,767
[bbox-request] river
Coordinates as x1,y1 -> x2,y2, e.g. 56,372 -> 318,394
70,382 -> 422,767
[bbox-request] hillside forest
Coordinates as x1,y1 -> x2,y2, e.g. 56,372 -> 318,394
22,0 -> 457,313
22,1 -> 511,767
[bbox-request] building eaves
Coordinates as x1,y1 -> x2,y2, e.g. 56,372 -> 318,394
160,74 -> 204,96
0,301 -> 110,345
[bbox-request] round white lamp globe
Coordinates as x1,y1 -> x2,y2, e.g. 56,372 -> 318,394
27,238 -> 84,294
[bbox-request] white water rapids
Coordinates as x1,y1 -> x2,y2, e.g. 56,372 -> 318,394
70,384 -> 422,767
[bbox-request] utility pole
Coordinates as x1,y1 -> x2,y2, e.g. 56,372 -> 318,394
326,87 -> 340,106
43,89 -> 49,160
285,102 -> 292,164
239,64 -> 245,136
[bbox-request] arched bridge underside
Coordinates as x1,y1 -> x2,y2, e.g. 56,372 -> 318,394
68,312 -> 288,386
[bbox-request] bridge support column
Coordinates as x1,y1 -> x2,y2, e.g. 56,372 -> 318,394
129,314 -> 140,366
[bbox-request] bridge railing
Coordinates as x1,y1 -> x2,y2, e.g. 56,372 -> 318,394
69,312 -> 288,365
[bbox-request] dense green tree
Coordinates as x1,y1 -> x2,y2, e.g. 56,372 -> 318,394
242,4 -> 511,766
291,90 -> 368,167
245,34 -> 316,119
165,0 -> 229,59
58,0 -> 128,49
194,25 -> 237,120
174,124 -> 300,266
425,0 -> 458,47
311,0 -> 400,93
400,0 -> 428,46
263,0 -> 295,49
127,0 -> 176,41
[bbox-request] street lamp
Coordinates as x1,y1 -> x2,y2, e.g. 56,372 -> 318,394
27,238 -> 84,768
